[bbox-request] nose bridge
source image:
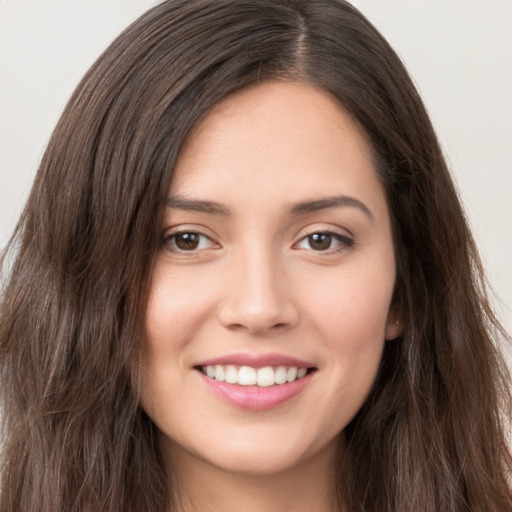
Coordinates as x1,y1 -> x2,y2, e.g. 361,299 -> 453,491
218,241 -> 297,333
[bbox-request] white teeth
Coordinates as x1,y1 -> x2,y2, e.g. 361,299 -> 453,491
202,364 -> 310,386
214,364 -> 225,382
297,368 -> 307,378
275,366 -> 287,384
257,366 -> 275,387
225,365 -> 238,383
238,366 -> 257,385
286,367 -> 297,383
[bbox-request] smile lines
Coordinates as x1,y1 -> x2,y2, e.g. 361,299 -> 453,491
200,365 -> 310,387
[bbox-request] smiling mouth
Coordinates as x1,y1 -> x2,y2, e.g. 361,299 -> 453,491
197,365 -> 316,387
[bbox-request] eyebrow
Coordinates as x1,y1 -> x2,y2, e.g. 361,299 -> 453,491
288,195 -> 374,221
166,196 -> 230,215
166,194 -> 374,221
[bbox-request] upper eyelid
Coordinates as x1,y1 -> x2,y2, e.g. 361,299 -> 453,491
292,226 -> 355,251
163,225 -> 217,239
294,231 -> 353,245
294,224 -> 354,240
162,228 -> 220,252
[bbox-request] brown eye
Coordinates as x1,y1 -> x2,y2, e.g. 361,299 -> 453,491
295,231 -> 354,253
308,233 -> 332,251
163,231 -> 215,252
174,232 -> 200,250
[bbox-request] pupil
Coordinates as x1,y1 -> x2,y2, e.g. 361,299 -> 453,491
309,233 -> 331,250
176,233 -> 199,250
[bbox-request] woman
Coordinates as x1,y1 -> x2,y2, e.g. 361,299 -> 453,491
1,1 -> 511,511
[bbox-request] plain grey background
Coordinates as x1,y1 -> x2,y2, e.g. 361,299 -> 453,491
1,0 -> 511,336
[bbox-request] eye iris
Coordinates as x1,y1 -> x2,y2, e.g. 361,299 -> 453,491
308,233 -> 332,250
175,233 -> 200,250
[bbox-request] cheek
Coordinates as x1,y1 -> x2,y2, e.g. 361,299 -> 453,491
304,267 -> 392,428
307,264 -> 395,343
322,286 -> 387,386
300,257 -> 395,394
145,263 -> 216,352
141,265 -> 216,420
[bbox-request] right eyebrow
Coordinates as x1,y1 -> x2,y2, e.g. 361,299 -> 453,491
165,196 -> 230,215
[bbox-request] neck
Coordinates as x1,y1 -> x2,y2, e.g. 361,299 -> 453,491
163,438 -> 344,512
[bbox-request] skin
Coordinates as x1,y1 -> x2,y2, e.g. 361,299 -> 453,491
141,81 -> 401,512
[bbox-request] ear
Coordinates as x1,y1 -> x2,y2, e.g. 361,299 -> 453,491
385,312 -> 403,341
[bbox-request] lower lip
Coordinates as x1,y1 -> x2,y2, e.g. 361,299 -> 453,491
198,371 -> 314,411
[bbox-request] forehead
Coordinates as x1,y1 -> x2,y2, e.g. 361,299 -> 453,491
170,81 -> 386,219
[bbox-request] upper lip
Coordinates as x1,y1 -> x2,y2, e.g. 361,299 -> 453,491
194,353 -> 315,369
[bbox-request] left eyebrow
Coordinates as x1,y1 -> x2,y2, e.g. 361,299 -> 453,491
288,195 -> 374,222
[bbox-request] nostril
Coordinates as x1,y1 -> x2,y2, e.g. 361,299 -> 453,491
216,293 -> 300,334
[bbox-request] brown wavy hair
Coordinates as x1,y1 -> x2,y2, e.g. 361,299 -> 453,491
1,1 -> 511,511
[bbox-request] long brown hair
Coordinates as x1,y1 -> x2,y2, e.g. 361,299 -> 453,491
1,1 -> 511,511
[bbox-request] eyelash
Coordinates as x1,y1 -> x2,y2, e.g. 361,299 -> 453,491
161,229 -> 354,254
294,230 -> 354,254
161,230 -> 216,253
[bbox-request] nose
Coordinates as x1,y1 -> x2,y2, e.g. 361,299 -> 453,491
216,247 -> 299,335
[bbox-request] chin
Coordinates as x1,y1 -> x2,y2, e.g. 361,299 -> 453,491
207,445 -> 307,475
163,423 -> 340,477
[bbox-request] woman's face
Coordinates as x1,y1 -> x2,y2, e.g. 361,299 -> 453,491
141,81 -> 400,476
